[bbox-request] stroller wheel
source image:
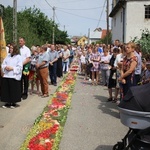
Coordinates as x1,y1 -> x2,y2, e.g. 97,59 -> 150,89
113,141 -> 125,150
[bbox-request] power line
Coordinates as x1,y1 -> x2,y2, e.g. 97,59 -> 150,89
44,0 -> 53,8
31,0 -> 41,9
13,0 -> 17,43
96,0 -> 107,28
55,12 -> 61,25
52,6 -> 55,44
43,0 -> 56,43
17,5 -> 33,7
43,0 -> 56,44
34,0 -> 53,18
14,0 -> 108,36
106,0 -> 110,45
30,0 -> 46,12
57,6 -> 109,11
56,0 -> 85,3
16,0 -> 107,24
57,9 -> 106,21
55,10 -> 70,31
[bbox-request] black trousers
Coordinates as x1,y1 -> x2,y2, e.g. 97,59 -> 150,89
49,62 -> 57,84
0,74 -> 1,97
133,74 -> 141,86
21,74 -> 29,96
1,78 -> 21,103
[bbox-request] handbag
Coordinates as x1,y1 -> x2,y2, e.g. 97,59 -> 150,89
23,63 -> 30,75
88,63 -> 93,68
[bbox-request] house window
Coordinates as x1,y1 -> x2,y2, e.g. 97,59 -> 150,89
145,5 -> 150,19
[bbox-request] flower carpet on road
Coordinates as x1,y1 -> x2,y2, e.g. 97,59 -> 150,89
20,71 -> 77,150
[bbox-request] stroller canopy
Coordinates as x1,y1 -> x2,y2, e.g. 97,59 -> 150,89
119,83 -> 150,112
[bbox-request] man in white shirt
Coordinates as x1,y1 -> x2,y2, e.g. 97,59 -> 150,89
62,45 -> 70,74
46,44 -> 51,53
19,37 -> 31,100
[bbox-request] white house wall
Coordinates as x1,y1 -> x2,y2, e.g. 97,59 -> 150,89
126,1 -> 150,43
89,31 -> 101,44
112,7 -> 124,43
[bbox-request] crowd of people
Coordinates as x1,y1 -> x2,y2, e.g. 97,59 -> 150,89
1,38 -> 150,109
76,40 -> 150,104
0,37 -> 75,108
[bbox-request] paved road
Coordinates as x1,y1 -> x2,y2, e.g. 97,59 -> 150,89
0,75 -> 128,150
60,75 -> 128,150
0,78 -> 62,150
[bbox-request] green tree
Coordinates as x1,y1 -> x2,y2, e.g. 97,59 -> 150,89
55,29 -> 71,44
3,6 -> 13,43
3,6 -> 69,47
96,32 -> 112,45
18,7 -> 53,46
101,32 -> 112,45
132,29 -> 150,54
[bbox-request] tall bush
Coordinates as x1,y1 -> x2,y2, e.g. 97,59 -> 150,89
132,29 -> 150,54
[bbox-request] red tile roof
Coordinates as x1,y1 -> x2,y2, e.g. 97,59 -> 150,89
101,29 -> 107,39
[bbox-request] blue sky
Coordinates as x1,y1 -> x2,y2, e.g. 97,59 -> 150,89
2,0 -> 111,37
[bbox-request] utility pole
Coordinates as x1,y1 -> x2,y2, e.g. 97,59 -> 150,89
52,6 -> 55,44
106,0 -> 109,45
0,5 -> 3,43
64,25 -> 65,31
0,4 -> 4,67
88,28 -> 90,44
0,4 -> 7,72
13,0 -> 17,44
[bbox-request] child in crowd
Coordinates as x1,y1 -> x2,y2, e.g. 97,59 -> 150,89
141,58 -> 147,77
80,51 -> 86,75
77,48 -> 82,74
141,61 -> 150,85
29,46 -> 40,95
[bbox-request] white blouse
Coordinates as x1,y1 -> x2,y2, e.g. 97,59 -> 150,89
1,54 -> 23,80
114,53 -> 124,67
80,55 -> 86,64
20,45 -> 31,62
100,54 -> 111,70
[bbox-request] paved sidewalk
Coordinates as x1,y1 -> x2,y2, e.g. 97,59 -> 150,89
0,78 -> 62,150
0,75 -> 128,150
60,75 -> 128,150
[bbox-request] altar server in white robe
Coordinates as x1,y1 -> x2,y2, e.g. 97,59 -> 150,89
1,44 -> 23,108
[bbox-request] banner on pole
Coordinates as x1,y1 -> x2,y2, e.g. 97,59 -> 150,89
0,17 -> 7,70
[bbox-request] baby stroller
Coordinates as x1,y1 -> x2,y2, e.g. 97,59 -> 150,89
113,83 -> 150,150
